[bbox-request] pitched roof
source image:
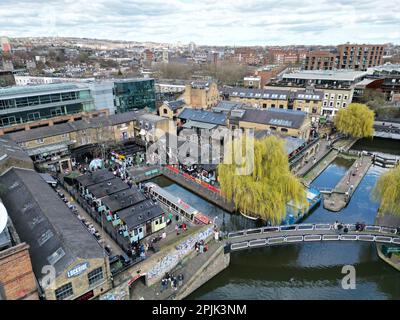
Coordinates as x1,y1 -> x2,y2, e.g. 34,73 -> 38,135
117,199 -> 163,230
240,108 -> 307,129
221,87 -> 291,100
165,99 -> 186,111
101,187 -> 146,213
178,108 -> 227,126
86,177 -> 129,199
75,169 -> 115,187
0,168 -> 104,281
4,111 -> 144,143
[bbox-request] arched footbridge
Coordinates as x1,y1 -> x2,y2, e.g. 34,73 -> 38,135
224,223 -> 400,252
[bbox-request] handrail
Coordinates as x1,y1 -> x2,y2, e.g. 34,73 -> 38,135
227,223 -> 399,239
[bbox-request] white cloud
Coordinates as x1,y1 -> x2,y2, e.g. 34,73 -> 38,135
0,0 -> 399,45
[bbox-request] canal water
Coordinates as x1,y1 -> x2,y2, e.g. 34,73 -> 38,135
151,138 -> 400,300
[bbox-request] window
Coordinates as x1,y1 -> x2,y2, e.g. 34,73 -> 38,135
88,267 -> 104,286
37,138 -> 44,144
281,128 -> 288,133
55,283 -> 73,300
163,108 -> 168,114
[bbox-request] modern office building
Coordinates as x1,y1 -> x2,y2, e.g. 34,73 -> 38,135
0,83 -> 102,133
113,78 -> 156,113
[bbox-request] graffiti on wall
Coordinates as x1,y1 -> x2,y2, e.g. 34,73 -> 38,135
147,227 -> 213,281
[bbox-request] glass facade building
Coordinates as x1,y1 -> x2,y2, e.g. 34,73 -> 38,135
0,83 -> 95,127
113,78 -> 156,113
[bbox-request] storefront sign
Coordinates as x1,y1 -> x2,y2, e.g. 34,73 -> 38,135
67,262 -> 89,278
75,290 -> 94,300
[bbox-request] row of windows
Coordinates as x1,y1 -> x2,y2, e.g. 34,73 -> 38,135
323,94 -> 349,101
0,92 -> 79,110
54,267 -> 104,300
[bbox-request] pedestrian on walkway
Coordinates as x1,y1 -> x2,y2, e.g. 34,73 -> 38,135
160,278 -> 167,293
178,274 -> 184,287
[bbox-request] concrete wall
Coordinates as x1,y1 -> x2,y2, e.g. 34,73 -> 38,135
175,246 -> 230,300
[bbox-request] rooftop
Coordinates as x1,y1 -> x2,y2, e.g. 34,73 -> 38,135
213,101 -> 246,113
178,108 -> 227,126
117,199 -> 163,230
4,110 -> 144,143
0,168 -> 104,281
76,169 -> 115,187
101,187 -> 146,213
221,87 -> 291,100
282,70 -> 370,82
240,108 -> 307,129
164,99 -> 186,111
86,177 -> 129,199
0,83 -> 85,99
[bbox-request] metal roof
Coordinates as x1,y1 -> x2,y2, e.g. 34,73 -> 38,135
0,83 -> 85,99
178,108 -> 227,126
182,120 -> 217,130
282,70 -> 369,82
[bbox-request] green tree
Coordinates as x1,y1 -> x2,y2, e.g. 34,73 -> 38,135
334,103 -> 375,138
373,164 -> 400,217
218,135 -> 308,223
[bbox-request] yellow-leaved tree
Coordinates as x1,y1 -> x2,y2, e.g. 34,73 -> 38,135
218,135 -> 308,224
373,164 -> 400,217
334,103 -> 375,138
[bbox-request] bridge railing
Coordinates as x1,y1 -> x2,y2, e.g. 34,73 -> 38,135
229,233 -> 400,251
227,223 -> 399,239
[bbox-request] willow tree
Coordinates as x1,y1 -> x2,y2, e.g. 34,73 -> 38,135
334,103 -> 375,138
373,164 -> 400,217
218,135 -> 308,224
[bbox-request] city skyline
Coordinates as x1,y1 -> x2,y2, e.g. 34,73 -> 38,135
1,0 -> 400,46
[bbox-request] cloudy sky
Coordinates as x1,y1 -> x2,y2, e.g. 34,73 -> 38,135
1,0 -> 399,45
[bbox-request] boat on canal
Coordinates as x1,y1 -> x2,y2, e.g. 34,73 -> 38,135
143,182 -> 212,225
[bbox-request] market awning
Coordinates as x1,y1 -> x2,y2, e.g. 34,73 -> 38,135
182,121 -> 217,130
27,142 -> 71,156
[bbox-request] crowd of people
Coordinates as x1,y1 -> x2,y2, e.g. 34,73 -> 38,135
160,272 -> 184,293
333,221 -> 366,233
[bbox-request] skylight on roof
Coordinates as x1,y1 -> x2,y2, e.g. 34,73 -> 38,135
47,247 -> 66,265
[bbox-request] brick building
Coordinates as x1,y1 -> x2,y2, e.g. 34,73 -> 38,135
182,80 -> 219,109
336,44 -> 385,70
304,51 -> 336,70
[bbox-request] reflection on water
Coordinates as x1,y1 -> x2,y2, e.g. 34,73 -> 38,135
311,156 -> 354,190
150,141 -> 400,300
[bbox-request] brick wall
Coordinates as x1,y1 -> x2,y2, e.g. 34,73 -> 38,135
0,243 -> 39,300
